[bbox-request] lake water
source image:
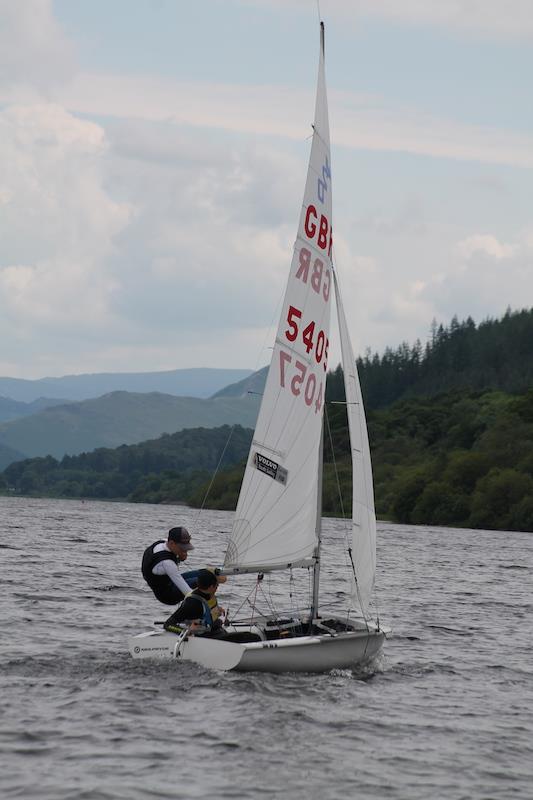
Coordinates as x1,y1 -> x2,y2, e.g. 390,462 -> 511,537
0,496 -> 532,800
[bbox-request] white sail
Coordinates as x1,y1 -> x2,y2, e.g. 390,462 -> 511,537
333,272 -> 376,617
225,24 -> 333,572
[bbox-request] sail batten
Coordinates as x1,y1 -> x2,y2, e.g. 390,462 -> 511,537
224,28 -> 332,572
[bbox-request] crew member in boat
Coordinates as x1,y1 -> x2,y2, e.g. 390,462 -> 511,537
163,568 -> 225,636
141,526 -> 197,605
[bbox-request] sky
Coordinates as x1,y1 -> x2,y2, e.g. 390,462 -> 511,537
1,0 -> 532,380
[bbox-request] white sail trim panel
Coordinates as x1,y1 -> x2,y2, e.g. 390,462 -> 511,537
333,271 -> 376,617
225,27 -> 332,572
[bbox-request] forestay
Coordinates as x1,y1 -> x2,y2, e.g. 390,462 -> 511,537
225,25 -> 333,573
334,272 -> 376,617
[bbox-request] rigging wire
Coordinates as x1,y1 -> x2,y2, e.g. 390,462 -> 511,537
324,400 -> 352,570
192,424 -> 236,533
325,402 -> 348,528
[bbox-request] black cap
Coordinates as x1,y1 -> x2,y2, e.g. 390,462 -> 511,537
196,568 -> 218,590
168,527 -> 194,550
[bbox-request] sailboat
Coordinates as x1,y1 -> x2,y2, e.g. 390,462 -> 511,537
129,23 -> 388,673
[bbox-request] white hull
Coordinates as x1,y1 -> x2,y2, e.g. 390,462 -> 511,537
129,619 -> 387,673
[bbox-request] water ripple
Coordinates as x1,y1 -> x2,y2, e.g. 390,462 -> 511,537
1,497 -> 532,800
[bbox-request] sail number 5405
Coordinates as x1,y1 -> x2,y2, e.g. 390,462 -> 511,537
285,305 -> 329,371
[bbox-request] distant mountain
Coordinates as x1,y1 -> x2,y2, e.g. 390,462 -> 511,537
0,396 -> 69,424
0,442 -> 27,471
0,390 -> 260,462
211,366 -> 268,399
0,368 -> 252,403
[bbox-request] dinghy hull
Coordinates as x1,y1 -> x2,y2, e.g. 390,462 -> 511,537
129,625 -> 386,673
234,629 -> 385,673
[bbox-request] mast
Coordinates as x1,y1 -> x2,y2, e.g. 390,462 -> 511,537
310,420 -> 324,620
310,20 -> 326,622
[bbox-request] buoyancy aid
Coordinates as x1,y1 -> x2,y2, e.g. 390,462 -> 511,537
185,589 -> 214,629
207,592 -> 221,622
141,540 -> 184,605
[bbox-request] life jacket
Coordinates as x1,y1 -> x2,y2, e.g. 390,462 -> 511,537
164,589 -> 217,634
185,589 -> 215,629
207,592 -> 221,622
141,540 -> 185,605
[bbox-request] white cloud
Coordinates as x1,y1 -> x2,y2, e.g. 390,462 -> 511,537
0,0 -> 75,92
104,126 -> 303,335
0,104 -> 132,351
28,73 -> 533,170
1,1 -> 531,379
329,220 -> 533,360
0,99 -> 305,376
401,230 -> 532,334
456,234 -> 517,261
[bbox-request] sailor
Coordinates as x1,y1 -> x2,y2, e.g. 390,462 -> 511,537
141,527 -> 196,605
164,568 -> 224,636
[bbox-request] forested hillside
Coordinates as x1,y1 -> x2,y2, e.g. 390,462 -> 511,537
0,426 -> 252,502
3,308 -> 533,532
188,388 -> 533,533
343,308 -> 533,410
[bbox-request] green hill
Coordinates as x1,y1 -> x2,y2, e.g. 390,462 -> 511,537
0,391 -> 260,462
2,425 -> 253,502
4,308 -> 532,531
0,396 -> 68,424
188,388 -> 533,533
211,367 -> 268,399
5,386 -> 533,531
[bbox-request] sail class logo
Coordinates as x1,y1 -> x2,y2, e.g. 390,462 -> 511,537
253,452 -> 288,485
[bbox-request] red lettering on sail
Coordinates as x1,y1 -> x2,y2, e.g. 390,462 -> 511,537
304,206 -> 332,255
277,347 -> 323,414
317,215 -> 329,250
295,248 -> 331,304
311,259 -> 323,293
295,247 -> 311,282
304,205 -> 317,239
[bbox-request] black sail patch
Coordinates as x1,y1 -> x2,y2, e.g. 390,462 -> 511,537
253,452 -> 288,485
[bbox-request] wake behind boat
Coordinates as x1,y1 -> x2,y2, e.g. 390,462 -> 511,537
129,22 -> 389,673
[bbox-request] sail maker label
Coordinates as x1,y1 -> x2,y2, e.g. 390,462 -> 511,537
253,452 -> 288,485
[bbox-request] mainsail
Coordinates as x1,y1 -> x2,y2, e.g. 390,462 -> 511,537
225,24 -> 333,572
334,273 -> 377,617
